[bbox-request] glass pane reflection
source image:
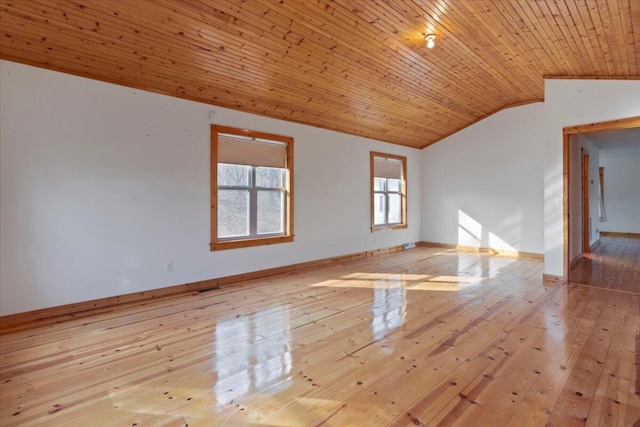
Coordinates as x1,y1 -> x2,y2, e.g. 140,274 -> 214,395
371,287 -> 406,340
214,306 -> 292,407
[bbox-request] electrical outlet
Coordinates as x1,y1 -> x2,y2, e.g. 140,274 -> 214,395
166,262 -> 173,273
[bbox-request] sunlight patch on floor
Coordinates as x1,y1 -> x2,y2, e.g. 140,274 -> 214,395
310,273 -> 483,290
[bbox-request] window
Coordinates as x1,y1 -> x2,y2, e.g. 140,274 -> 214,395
211,125 -> 294,250
371,152 -> 407,231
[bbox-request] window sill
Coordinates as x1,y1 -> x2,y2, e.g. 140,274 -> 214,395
210,234 -> 294,251
371,224 -> 408,232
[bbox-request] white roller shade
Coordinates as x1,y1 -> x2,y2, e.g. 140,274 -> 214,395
218,134 -> 287,168
374,157 -> 402,179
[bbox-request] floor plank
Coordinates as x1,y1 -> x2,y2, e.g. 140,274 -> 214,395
569,236 -> 640,293
1,247 -> 639,426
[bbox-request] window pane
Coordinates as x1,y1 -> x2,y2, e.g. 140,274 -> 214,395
388,193 -> 402,224
218,164 -> 251,187
256,167 -> 285,188
374,193 -> 386,225
218,189 -> 249,237
388,178 -> 401,192
374,177 -> 386,192
257,190 -> 284,234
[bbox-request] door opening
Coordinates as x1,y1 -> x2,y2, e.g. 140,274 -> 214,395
562,115 -> 640,282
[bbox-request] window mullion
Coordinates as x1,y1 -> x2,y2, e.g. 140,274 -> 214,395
385,191 -> 390,226
386,178 -> 391,226
250,167 -> 258,236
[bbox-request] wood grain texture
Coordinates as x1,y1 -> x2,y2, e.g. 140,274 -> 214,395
421,241 -> 544,259
569,235 -> 640,294
0,243 -> 406,334
0,0 -> 638,149
1,246 -> 638,426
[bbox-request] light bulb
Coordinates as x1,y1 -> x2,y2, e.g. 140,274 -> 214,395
426,34 -> 436,49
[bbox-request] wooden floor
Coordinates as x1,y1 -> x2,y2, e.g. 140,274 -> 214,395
569,236 -> 640,294
1,246 -> 639,426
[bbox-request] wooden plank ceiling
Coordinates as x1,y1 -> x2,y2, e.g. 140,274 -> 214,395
1,0 -> 639,149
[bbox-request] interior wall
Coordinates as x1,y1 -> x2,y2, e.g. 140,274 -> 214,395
0,60 -> 421,316
420,102 -> 544,254
568,134 -> 600,263
599,154 -> 640,234
543,79 -> 640,277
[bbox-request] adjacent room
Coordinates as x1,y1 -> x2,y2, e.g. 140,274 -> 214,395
567,127 -> 640,292
1,1 -> 639,426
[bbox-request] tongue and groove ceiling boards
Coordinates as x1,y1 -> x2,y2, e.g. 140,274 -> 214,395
1,1 -> 638,149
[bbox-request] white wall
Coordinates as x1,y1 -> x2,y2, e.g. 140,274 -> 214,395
568,135 -> 600,262
544,79 -> 640,277
421,103 -> 544,254
4,63 -> 638,314
0,60 -> 421,316
599,154 -> 640,234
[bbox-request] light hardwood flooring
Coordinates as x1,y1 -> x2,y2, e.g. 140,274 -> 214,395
1,246 -> 639,426
569,236 -> 640,294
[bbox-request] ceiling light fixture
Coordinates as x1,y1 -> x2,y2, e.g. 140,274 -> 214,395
425,34 -> 436,49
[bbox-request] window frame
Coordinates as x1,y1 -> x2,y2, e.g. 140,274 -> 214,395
370,152 -> 407,232
211,125 -> 294,251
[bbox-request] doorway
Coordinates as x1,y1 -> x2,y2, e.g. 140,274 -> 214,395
563,116 -> 640,290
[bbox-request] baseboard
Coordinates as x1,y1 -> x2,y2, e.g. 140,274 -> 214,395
0,244 -> 406,333
543,274 -> 563,285
419,241 -> 544,259
601,231 -> 640,239
590,239 -> 601,251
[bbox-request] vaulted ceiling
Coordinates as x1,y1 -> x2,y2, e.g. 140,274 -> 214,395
1,0 -> 639,148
